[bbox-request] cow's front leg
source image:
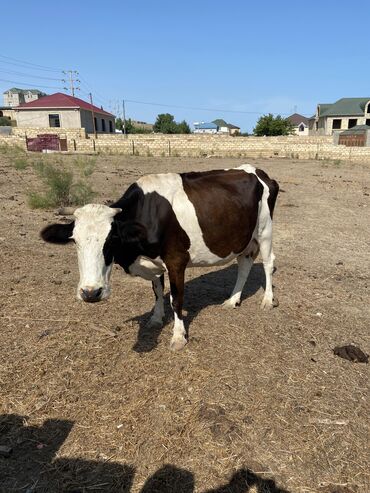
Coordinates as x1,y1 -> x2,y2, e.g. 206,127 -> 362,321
147,274 -> 165,329
167,262 -> 187,351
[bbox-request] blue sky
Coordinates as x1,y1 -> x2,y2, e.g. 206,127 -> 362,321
1,0 -> 370,132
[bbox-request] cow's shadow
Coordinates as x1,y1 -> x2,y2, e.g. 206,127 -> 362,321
129,262 -> 265,352
0,414 -> 290,492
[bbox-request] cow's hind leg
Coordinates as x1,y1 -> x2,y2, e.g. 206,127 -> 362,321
259,225 -> 278,310
147,274 -> 165,328
167,259 -> 188,351
223,255 -> 254,308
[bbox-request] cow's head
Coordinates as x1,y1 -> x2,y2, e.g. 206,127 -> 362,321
41,204 -> 122,303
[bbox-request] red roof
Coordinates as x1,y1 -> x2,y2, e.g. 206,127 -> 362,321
16,92 -> 114,117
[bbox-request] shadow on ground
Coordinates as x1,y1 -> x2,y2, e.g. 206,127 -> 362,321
129,262 -> 265,353
0,414 -> 289,492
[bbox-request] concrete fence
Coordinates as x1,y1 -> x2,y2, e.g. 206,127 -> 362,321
1,129 -> 370,162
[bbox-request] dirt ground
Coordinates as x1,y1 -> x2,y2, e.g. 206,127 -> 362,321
0,151 -> 369,493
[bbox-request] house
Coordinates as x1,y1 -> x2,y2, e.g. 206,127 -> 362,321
309,98 -> 370,135
14,92 -> 115,133
212,119 -> 240,135
287,113 -> 309,136
3,88 -> 46,107
193,122 -> 218,134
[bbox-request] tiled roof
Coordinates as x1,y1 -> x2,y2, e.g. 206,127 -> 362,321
212,119 -> 240,129
4,87 -> 46,95
287,113 -> 309,126
16,92 -> 114,116
319,98 -> 370,117
195,122 -> 218,129
340,124 -> 370,134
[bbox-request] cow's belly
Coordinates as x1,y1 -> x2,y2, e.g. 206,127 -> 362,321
187,247 -> 238,267
129,256 -> 166,280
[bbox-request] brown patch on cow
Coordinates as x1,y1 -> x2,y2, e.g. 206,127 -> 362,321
255,168 -> 279,218
181,169 -> 263,258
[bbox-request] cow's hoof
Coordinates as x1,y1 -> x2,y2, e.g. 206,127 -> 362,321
170,336 -> 187,351
261,297 -> 279,310
222,298 -> 241,309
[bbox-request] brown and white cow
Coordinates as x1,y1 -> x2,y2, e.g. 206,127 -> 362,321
41,164 -> 279,350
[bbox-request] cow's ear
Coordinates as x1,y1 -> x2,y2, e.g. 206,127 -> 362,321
40,222 -> 75,244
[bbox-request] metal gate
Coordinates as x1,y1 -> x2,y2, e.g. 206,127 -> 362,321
338,133 -> 366,147
26,134 -> 68,152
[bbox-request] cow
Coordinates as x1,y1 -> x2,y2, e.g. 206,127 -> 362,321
40,164 -> 279,351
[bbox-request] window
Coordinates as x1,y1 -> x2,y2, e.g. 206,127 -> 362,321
348,119 -> 357,128
332,119 -> 342,130
109,120 -> 113,133
94,117 -> 98,132
299,123 -> 305,132
49,114 -> 60,127
101,119 -> 106,132
367,104 -> 370,114
366,119 -> 370,126
315,122 -> 318,131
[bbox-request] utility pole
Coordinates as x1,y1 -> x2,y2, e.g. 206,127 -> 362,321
89,93 -> 97,139
62,70 -> 80,96
122,99 -> 127,138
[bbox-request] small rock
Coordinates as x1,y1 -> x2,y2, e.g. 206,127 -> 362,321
63,269 -> 71,274
0,445 -> 12,457
56,207 -> 75,216
336,261 -> 344,266
333,345 -> 369,363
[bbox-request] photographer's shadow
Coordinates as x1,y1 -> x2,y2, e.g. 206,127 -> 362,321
131,262 -> 265,352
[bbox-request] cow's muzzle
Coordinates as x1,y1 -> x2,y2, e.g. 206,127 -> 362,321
80,287 -> 103,303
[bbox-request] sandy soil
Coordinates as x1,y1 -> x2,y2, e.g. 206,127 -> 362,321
0,151 -> 369,493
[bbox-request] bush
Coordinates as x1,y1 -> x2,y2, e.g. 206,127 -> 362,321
13,157 -> 28,170
73,155 -> 96,176
28,161 -> 95,209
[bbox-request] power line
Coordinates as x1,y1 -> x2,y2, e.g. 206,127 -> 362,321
124,98 -> 310,117
0,78 -> 63,90
0,54 -> 62,72
0,68 -> 62,81
62,70 -> 80,96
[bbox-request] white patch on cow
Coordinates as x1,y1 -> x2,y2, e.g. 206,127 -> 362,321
236,164 -> 276,308
138,173 -> 234,266
72,204 -> 121,300
128,256 -> 166,280
170,313 -> 187,351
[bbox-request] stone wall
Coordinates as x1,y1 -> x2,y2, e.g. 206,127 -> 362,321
1,130 -> 370,162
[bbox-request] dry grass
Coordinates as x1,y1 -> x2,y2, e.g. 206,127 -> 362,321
0,152 -> 369,492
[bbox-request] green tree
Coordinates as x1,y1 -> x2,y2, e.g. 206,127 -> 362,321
115,117 -> 123,131
253,114 -> 294,136
153,113 -> 191,134
153,113 -> 177,133
177,120 -> 191,134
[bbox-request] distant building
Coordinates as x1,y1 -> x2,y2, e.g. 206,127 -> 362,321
193,122 -> 218,134
3,87 -> 46,107
193,119 -> 241,134
15,92 -> 115,133
309,98 -> 370,135
287,113 -> 309,136
212,119 -> 240,135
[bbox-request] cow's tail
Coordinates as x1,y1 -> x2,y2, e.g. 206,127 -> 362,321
267,179 -> 279,219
